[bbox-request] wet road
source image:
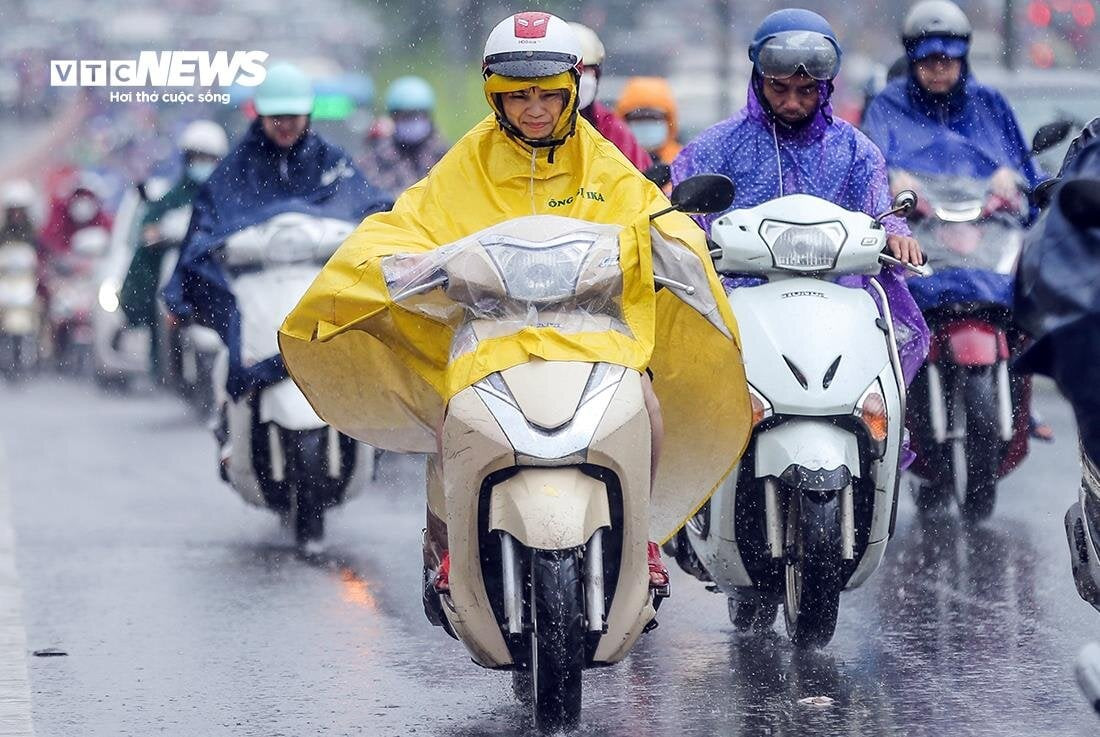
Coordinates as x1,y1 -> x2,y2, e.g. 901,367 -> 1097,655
1,376 -> 1096,736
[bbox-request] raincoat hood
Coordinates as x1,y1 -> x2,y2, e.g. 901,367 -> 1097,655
279,113 -> 752,541
484,71 -> 579,159
862,75 -> 1045,192
616,77 -> 682,163
38,189 -> 112,258
748,73 -> 834,142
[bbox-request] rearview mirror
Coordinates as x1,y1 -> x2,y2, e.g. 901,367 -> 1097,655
875,189 -> 918,224
669,174 -> 736,214
1033,120 -> 1076,155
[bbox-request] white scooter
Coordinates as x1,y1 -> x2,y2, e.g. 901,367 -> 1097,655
382,177 -> 734,731
0,238 -> 40,381
216,212 -> 372,546
682,191 -> 929,647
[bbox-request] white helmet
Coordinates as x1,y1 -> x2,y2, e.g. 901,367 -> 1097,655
483,11 -> 582,79
179,120 -> 228,158
568,22 -> 606,68
1,180 -> 35,209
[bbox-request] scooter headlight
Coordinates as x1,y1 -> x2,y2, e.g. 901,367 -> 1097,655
748,382 -> 773,428
98,279 -> 119,313
760,220 -> 847,272
484,241 -> 588,303
854,380 -> 888,456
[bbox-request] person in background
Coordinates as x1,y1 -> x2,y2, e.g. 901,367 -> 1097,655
617,77 -> 683,190
568,22 -> 653,173
0,181 -> 38,249
119,119 -> 228,380
358,76 -> 450,195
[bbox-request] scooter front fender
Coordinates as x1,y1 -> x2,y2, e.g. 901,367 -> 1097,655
259,378 -> 325,431
754,419 -> 861,490
489,467 -> 611,550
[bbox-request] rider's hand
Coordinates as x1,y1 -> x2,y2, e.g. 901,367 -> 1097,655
887,234 -> 924,266
990,166 -> 1023,200
142,225 -> 162,246
164,312 -> 181,330
988,166 -> 1025,215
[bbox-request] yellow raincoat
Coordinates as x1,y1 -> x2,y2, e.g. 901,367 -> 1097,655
279,72 -> 751,541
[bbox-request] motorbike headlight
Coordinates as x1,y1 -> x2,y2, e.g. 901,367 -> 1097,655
854,380 -> 888,456
759,220 -> 847,272
98,280 -> 119,313
484,241 -> 588,303
748,382 -> 773,429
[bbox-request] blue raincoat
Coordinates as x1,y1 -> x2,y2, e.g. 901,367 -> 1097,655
863,73 -> 1045,315
163,120 -> 392,399
671,81 -> 930,386
1015,132 -> 1100,461
862,75 -> 1044,191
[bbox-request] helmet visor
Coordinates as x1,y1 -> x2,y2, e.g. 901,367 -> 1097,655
756,31 -> 840,81
910,36 -> 969,61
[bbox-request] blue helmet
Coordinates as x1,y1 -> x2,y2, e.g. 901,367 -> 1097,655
748,9 -> 843,81
385,76 -> 436,113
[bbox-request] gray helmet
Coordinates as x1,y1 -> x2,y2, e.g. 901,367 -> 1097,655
902,0 -> 972,42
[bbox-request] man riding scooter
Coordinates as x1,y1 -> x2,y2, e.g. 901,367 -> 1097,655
669,8 -> 930,612
119,119 -> 228,382
863,0 -> 1048,519
163,62 -> 391,546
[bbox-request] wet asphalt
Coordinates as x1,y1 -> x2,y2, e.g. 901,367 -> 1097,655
0,375 -> 1096,736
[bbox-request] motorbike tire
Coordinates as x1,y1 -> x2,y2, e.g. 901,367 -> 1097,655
530,549 -> 585,733
960,367 -> 1002,524
728,588 -> 779,633
287,428 -> 329,546
783,492 -> 842,648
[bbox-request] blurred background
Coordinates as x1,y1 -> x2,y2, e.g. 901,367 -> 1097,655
1,0 -> 1098,199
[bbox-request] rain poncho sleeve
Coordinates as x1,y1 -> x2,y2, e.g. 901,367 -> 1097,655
1015,135 -> 1100,462
671,84 -> 929,384
162,121 -> 392,399
279,106 -> 753,542
862,77 -> 1046,197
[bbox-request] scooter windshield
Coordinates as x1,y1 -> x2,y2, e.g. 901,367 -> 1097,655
383,216 -> 628,361
908,173 -> 1024,276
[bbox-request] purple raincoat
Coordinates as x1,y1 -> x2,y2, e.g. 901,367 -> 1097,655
671,82 -> 930,387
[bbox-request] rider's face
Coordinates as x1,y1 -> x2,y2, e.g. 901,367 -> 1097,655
914,55 -> 963,94
761,73 -> 820,125
501,87 -> 567,140
260,115 -> 310,149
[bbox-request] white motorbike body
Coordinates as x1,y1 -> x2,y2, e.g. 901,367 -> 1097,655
217,212 -> 371,509
689,194 -> 909,596
0,241 -> 40,336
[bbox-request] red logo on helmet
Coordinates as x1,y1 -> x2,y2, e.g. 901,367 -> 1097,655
514,12 -> 551,39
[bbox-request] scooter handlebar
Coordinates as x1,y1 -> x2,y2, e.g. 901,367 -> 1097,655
879,253 -> 933,278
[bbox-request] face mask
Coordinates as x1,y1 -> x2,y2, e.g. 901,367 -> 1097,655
577,71 -> 598,110
392,116 -> 433,146
628,119 -> 670,151
68,197 -> 97,224
187,161 -> 217,183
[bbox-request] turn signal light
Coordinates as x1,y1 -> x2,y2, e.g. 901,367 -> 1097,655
858,391 -> 889,443
748,384 -> 772,428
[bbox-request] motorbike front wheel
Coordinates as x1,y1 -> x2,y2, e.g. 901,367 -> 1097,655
287,428 -> 329,546
958,367 -> 1002,524
783,492 -> 842,648
530,549 -> 585,732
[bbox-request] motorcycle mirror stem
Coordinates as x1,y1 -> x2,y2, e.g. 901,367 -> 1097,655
650,174 -> 736,220
874,190 -> 918,226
